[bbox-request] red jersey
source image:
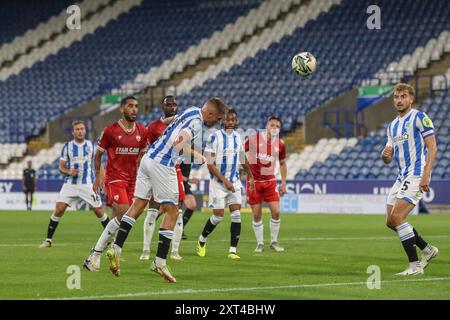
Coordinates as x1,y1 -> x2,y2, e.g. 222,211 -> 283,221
96,121 -> 148,184
146,118 -> 166,145
244,132 -> 286,182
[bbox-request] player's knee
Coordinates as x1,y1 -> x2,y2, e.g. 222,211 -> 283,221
271,211 -> 280,220
210,215 -> 224,226
230,210 -> 241,223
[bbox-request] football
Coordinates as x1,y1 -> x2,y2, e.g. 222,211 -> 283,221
291,51 -> 317,77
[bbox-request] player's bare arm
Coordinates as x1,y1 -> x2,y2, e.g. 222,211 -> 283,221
420,135 -> 437,192
241,156 -> 255,192
58,159 -> 78,176
279,160 -> 287,196
205,151 -> 235,192
173,131 -> 206,165
381,146 -> 394,164
93,150 -> 105,193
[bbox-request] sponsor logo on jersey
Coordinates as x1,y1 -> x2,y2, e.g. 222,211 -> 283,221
115,147 -> 140,155
423,116 -> 433,128
393,133 -> 409,144
257,153 -> 275,162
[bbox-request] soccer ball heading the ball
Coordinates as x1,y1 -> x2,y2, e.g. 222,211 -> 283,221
292,52 -> 316,77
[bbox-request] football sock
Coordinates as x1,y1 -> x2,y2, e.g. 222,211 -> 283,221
46,214 -> 60,241
183,208 -> 194,227
230,210 -> 241,250
156,229 -> 173,264
171,210 -> 183,252
396,223 -> 418,263
99,214 -> 110,228
199,215 -> 223,246
252,220 -> 264,245
94,217 -> 120,252
143,208 -> 158,251
413,227 -> 428,251
270,218 -> 281,244
114,215 -> 136,251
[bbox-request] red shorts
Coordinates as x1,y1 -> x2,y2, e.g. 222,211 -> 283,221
105,180 -> 135,206
246,180 -> 279,205
177,166 -> 185,202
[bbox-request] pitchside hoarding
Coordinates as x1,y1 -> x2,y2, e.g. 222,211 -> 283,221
0,179 -> 448,212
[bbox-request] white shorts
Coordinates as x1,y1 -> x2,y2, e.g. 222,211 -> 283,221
134,157 -> 179,205
57,183 -> 102,208
387,176 -> 423,206
208,179 -> 242,210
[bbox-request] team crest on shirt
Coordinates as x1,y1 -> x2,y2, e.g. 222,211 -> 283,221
136,135 -> 141,142
114,195 -> 120,201
118,135 -> 122,140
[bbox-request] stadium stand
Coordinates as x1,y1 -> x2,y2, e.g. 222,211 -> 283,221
0,0 -> 74,48
157,0 -> 450,132
293,87 -> 450,181
0,0 -> 263,143
0,0 -> 113,67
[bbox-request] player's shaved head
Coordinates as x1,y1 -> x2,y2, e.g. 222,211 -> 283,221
201,97 -> 228,128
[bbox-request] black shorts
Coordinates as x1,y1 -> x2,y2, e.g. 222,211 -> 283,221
183,182 -> 192,195
24,187 -> 35,194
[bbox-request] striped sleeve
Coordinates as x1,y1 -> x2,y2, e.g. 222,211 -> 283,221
204,131 -> 217,153
60,142 -> 69,161
415,111 -> 435,139
181,118 -> 202,141
386,123 -> 393,147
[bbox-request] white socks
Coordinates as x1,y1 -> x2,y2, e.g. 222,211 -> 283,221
270,218 -> 281,244
94,217 -> 120,252
252,220 -> 264,245
171,210 -> 183,253
143,208 -> 158,252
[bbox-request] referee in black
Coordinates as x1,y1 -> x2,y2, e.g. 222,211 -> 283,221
22,160 -> 37,211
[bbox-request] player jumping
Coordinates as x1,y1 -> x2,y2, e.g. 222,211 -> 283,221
381,83 -> 438,275
107,98 -> 227,282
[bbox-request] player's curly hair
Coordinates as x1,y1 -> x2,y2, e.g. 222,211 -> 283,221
394,83 -> 415,97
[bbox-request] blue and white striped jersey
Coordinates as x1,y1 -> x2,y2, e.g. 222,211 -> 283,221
205,129 -> 243,184
386,109 -> 435,178
147,106 -> 203,167
60,140 -> 95,184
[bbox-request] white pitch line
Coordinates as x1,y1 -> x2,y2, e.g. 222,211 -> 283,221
2,235 -> 450,247
42,276 -> 450,300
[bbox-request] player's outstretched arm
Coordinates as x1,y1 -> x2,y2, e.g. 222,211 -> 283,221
381,146 -> 394,164
421,135 -> 437,192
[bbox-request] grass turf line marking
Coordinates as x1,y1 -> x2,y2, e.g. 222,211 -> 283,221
2,235 -> 449,247
42,276 -> 450,300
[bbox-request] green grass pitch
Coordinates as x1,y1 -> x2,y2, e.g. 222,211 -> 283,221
1,210 -> 449,300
